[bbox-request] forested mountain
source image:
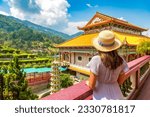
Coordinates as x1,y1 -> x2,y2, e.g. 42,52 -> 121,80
0,14 -> 66,42
69,32 -> 83,38
0,14 -> 82,40
7,16 -> 71,39
23,20 -> 71,39
0,14 -> 83,53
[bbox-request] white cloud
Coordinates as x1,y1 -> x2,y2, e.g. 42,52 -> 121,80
3,0 -> 88,35
117,17 -> 126,21
86,3 -> 98,8
10,7 -> 25,19
6,0 -> 70,30
142,29 -> 150,37
63,21 -> 87,35
86,4 -> 92,8
0,10 -> 9,16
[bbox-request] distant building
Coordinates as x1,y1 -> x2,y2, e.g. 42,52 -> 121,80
56,12 -> 150,78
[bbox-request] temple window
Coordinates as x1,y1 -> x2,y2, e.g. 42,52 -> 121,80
78,56 -> 82,61
64,54 -> 69,61
89,57 -> 92,61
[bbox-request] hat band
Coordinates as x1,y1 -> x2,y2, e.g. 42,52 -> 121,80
98,41 -> 115,47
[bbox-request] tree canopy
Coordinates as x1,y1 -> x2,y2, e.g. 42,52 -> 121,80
136,41 -> 150,55
0,56 -> 38,100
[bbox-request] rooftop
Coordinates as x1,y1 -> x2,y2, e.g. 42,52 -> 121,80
56,31 -> 150,48
78,12 -> 147,31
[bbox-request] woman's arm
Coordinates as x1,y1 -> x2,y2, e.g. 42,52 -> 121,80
118,58 -> 129,85
86,71 -> 96,89
117,72 -> 125,85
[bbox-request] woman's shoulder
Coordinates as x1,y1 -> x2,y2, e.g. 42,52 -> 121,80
91,55 -> 100,61
90,55 -> 102,64
87,55 -> 100,67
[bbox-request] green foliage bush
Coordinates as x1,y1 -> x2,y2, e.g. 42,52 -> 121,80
33,64 -> 40,68
1,56 -> 38,100
60,73 -> 74,88
0,54 -> 13,58
137,41 -> 150,55
15,50 -> 20,54
24,63 -> 32,68
46,63 -> 51,67
19,58 -> 49,64
0,61 -> 10,65
0,49 -> 15,54
39,64 -> 45,68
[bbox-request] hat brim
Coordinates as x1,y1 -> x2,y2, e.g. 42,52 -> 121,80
93,37 -> 122,52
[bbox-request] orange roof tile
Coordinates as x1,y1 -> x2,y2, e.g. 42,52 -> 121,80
78,19 -> 112,30
78,12 -> 147,31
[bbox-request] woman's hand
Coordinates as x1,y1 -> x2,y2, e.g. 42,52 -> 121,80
86,71 -> 96,89
85,80 -> 89,86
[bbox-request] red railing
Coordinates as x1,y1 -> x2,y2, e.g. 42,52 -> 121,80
41,55 -> 150,100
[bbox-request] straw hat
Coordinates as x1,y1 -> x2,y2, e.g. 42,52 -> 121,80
93,30 -> 122,52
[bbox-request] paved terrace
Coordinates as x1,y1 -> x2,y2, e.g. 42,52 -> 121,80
41,55 -> 150,100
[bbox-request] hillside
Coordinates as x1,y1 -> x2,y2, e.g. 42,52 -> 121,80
7,16 -> 71,39
0,14 -> 82,40
69,32 -> 83,38
0,14 -> 65,42
23,20 -> 71,39
0,14 -> 83,54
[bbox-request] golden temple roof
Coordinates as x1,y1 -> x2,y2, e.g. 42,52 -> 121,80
56,31 -> 150,48
56,33 -> 98,48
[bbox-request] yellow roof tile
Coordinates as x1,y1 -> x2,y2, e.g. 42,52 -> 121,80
56,33 -> 98,47
57,31 -> 150,47
114,31 -> 150,45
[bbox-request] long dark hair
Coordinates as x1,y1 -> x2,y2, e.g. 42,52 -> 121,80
99,50 -> 123,70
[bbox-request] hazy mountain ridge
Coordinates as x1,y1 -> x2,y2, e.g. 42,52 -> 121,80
0,14 -> 82,39
69,32 -> 84,38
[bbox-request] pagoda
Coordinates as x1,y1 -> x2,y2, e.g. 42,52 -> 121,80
50,61 -> 61,94
56,12 -> 150,78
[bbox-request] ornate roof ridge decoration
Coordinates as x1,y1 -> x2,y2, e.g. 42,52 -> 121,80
122,37 -> 135,46
78,12 -> 147,31
78,19 -> 112,30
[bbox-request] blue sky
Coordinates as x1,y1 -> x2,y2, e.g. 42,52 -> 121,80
0,0 -> 150,35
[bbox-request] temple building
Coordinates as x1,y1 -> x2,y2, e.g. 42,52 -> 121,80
56,12 -> 150,78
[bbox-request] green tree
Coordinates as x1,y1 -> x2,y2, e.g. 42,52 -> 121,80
137,41 -> 150,55
1,56 -> 38,100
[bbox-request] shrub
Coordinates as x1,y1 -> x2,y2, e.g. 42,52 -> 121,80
15,50 -> 20,54
40,64 -> 45,68
60,73 -> 73,88
137,41 -> 150,55
33,64 -> 39,68
24,63 -> 32,68
46,63 -> 51,67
